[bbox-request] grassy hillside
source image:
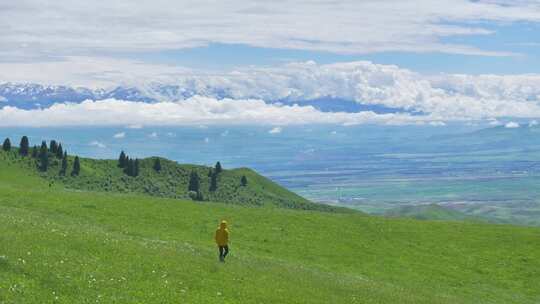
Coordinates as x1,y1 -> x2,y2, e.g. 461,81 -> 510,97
0,147 -> 343,212
384,204 -> 480,221
1,153 -> 540,303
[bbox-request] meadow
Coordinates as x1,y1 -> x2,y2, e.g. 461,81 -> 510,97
1,150 -> 539,303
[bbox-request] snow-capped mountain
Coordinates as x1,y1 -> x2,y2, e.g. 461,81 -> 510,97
0,82 -> 409,114
0,83 -> 162,109
0,83 -> 97,109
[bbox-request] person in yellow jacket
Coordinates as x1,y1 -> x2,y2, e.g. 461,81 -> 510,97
215,220 -> 230,262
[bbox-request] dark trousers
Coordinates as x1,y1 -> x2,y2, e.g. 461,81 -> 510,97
219,245 -> 229,259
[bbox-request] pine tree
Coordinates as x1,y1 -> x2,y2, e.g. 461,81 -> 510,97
188,171 -> 200,192
124,158 -> 135,176
40,152 -> 49,172
2,138 -> 11,151
123,156 -> 130,175
38,141 -> 49,172
71,156 -> 80,176
49,140 -> 58,154
153,158 -> 161,172
56,143 -> 63,158
241,175 -> 248,187
134,159 -> 140,177
129,158 -> 134,176
19,136 -> 29,156
60,154 -> 68,176
209,172 -> 218,192
124,158 -> 130,175
31,145 -> 38,158
208,168 -> 213,177
118,151 -> 127,168
40,140 -> 47,151
215,161 -> 223,174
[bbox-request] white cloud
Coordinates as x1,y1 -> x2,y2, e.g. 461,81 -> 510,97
126,124 -> 143,129
89,140 -> 106,148
4,59 -> 540,121
429,121 -> 447,127
505,121 -> 520,128
113,132 -> 126,139
0,97 -> 438,127
0,57 -> 192,88
529,120 -> 539,127
269,127 -> 283,134
148,132 -> 158,138
0,96 -> 6,102
2,1 -> 539,60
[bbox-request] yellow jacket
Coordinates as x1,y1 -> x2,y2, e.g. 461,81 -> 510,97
215,221 -> 230,246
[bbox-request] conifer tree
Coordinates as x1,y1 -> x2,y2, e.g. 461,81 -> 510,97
49,140 -> 58,154
56,143 -> 63,158
71,156 -> 80,176
31,145 -> 38,158
2,138 -> 11,151
208,168 -> 213,177
60,154 -> 68,176
215,161 -> 223,174
40,140 -> 47,151
38,141 -> 49,172
241,175 -> 248,187
153,158 -> 161,172
124,158 -> 131,175
209,172 -> 218,192
40,152 -> 49,172
188,170 -> 200,192
19,136 -> 29,156
134,159 -> 140,177
124,158 -> 135,176
118,151 -> 127,168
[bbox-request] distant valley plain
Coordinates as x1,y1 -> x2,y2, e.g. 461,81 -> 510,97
2,123 -> 539,225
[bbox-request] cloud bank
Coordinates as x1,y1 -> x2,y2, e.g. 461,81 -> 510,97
166,60 -> 540,119
1,0 -> 540,60
0,97 -> 436,127
2,59 -> 540,125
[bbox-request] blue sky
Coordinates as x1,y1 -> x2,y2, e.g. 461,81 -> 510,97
115,19 -> 540,74
1,1 -> 540,127
1,0 -> 540,77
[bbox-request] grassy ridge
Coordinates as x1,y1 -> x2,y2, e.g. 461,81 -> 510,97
384,204 -> 480,221
0,148 -> 343,212
0,154 -> 539,303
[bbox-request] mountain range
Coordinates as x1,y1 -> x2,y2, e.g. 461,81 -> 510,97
0,82 -> 412,114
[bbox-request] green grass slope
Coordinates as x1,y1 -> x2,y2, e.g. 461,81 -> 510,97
1,155 -> 539,303
0,149 -> 343,212
384,204 -> 480,221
